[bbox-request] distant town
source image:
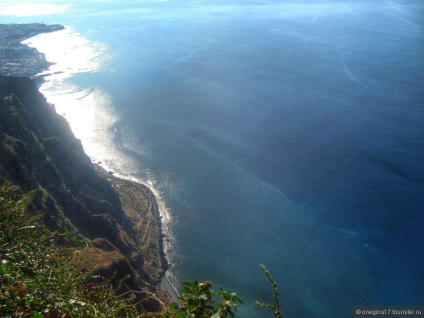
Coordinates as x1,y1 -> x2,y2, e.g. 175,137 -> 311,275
0,23 -> 63,77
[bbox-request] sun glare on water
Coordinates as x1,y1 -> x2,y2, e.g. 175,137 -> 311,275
22,27 -> 118,169
22,27 -> 111,79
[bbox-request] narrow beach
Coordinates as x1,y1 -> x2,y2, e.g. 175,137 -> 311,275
93,164 -> 176,302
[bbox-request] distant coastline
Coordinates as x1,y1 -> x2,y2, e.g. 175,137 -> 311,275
0,23 -> 63,78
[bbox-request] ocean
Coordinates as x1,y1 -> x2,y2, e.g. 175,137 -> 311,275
3,0 -> 424,316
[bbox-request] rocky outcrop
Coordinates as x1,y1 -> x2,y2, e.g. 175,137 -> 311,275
0,75 -> 166,311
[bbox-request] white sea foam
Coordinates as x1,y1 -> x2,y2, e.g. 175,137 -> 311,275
326,226 -> 385,254
328,226 -> 361,237
339,54 -> 365,87
338,51 -> 401,99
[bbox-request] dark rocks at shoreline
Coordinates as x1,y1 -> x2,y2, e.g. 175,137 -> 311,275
0,23 -> 64,77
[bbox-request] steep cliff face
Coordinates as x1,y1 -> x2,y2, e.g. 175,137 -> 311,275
0,75 -> 123,234
0,75 -> 165,310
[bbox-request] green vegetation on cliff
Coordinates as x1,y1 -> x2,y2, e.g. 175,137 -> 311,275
0,184 -> 140,317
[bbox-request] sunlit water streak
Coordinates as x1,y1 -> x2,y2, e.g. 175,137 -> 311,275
22,28 -> 114,158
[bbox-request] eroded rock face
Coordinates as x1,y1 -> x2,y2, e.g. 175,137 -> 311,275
0,75 -> 164,311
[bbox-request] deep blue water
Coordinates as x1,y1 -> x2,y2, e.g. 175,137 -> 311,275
4,0 -> 424,316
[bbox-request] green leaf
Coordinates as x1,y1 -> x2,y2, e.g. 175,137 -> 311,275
169,302 -> 179,310
225,300 -> 237,308
176,312 -> 187,318
0,265 -> 9,275
32,311 -> 44,318
181,287 -> 191,295
211,310 -> 222,318
199,293 -> 208,300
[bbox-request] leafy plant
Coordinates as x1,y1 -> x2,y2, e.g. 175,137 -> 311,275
144,280 -> 242,318
146,264 -> 284,318
174,280 -> 242,318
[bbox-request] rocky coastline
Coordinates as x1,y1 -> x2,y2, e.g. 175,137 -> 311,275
0,23 -> 172,310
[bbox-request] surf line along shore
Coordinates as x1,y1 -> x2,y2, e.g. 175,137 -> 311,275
0,22 -> 178,307
93,164 -> 178,305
